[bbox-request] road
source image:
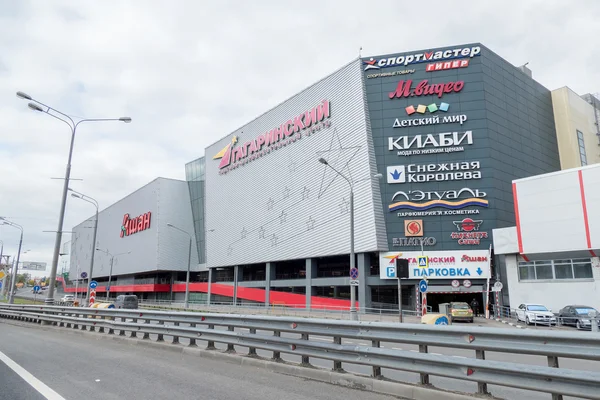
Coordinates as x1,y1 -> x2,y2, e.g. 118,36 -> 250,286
0,321 -> 399,400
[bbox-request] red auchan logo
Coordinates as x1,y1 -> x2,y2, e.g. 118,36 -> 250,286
461,255 -> 488,262
389,79 -> 464,100
120,212 -> 151,238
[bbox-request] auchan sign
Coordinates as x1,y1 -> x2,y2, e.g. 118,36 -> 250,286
120,212 -> 151,238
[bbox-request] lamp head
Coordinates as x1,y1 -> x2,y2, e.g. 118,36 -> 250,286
318,157 -> 328,165
27,103 -> 44,112
119,117 -> 132,123
16,91 -> 32,100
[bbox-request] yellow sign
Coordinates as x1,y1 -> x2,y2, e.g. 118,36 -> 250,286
417,256 -> 429,268
0,270 -> 5,280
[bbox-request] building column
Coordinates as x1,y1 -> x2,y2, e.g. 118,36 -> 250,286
265,262 -> 273,306
207,268 -> 213,305
357,253 -> 371,312
233,265 -> 239,305
305,258 -> 317,309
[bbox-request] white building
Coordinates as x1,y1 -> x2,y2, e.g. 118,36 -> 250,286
493,164 -> 600,312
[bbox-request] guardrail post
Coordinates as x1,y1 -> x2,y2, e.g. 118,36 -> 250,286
226,326 -> 235,352
189,323 -> 197,347
172,322 -> 180,344
58,311 -> 64,327
547,356 -> 563,400
207,324 -> 216,350
157,321 -> 164,342
248,328 -> 257,356
89,313 -> 96,332
142,319 -> 150,339
475,349 -> 489,394
301,333 -> 310,366
419,344 -> 430,385
371,340 -> 382,378
272,330 -> 281,361
130,318 -> 137,338
333,336 -> 343,371
80,311 -> 87,331
119,317 -> 126,336
98,315 -> 105,333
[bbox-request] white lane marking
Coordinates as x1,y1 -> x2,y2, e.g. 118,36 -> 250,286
392,347 -> 403,350
0,349 -> 66,400
431,353 -> 442,356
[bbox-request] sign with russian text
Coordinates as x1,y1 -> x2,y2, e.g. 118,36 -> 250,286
121,212 -> 151,238
379,250 -> 491,280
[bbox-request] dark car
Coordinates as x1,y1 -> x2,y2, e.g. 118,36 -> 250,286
558,305 -> 600,330
114,295 -> 138,309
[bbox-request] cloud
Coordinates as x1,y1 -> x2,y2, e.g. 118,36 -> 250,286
0,0 -> 597,276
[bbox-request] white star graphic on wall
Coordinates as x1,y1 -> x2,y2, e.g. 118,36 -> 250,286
306,216 -> 316,230
279,210 -> 287,224
258,226 -> 265,239
316,128 -> 361,199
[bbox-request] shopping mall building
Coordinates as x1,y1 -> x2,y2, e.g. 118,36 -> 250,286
67,42 -> 600,313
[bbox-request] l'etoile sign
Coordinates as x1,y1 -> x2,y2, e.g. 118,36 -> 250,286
363,46 -> 480,70
387,161 -> 481,184
389,131 -> 473,156
120,212 -> 151,238
214,100 -> 331,174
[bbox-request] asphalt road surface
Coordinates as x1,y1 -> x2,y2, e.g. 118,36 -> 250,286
0,321 -> 399,400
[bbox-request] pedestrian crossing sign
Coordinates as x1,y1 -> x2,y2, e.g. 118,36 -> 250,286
417,256 -> 428,268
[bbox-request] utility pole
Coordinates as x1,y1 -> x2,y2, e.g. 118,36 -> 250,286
1,255 -> 11,298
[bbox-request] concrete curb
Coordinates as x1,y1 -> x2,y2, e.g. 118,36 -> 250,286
5,320 -> 492,400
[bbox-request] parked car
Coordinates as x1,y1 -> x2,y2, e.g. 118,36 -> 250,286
558,305 -> 600,330
449,302 -> 474,323
516,304 -> 557,326
61,295 -> 75,302
114,295 -> 138,309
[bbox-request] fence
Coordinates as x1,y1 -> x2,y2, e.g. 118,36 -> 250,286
137,299 -> 432,322
0,304 -> 599,399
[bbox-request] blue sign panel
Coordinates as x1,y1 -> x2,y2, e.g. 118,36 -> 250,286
89,281 -> 98,289
419,279 -> 428,293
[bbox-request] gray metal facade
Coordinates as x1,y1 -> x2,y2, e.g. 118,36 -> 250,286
68,178 -> 199,280
204,59 -> 388,268
364,43 -> 560,253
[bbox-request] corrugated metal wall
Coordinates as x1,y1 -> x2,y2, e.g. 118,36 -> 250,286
205,59 -> 386,267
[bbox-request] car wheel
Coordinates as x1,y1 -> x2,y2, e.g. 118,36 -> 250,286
526,316 -> 531,325
470,318 -> 474,323
576,320 -> 582,330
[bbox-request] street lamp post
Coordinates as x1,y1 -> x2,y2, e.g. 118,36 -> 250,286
317,158 -> 358,321
1,218 -> 24,305
95,249 -> 130,300
16,91 -> 131,305
166,223 -> 193,309
69,189 -> 99,305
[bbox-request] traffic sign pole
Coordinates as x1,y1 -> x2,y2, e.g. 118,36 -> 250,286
397,277 -> 403,323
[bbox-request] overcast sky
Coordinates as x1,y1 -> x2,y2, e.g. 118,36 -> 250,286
0,0 -> 598,277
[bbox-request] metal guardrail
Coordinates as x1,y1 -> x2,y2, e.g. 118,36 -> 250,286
1,304 -> 599,399
137,300 -> 432,321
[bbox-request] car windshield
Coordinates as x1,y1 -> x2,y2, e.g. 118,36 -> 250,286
527,305 -> 548,311
575,308 -> 596,315
452,303 -> 470,309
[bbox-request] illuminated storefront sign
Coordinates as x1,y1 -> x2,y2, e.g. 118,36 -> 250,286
363,46 -> 480,70
451,218 -> 489,245
380,249 -> 491,279
388,131 -> 473,156
426,59 -> 470,72
213,100 -> 331,174
387,162 -> 481,184
120,212 -> 151,238
389,79 -> 464,100
388,188 -> 488,213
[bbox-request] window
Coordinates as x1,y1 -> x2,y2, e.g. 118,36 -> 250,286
577,130 -> 587,166
518,257 -> 593,281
